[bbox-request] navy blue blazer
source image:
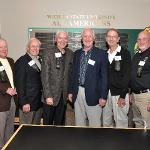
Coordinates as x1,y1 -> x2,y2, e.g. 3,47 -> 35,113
69,47 -> 108,106
15,53 -> 42,111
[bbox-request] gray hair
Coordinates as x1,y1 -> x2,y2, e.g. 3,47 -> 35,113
106,28 -> 120,37
55,31 -> 68,39
0,38 -> 8,45
81,28 -> 95,39
26,37 -> 41,51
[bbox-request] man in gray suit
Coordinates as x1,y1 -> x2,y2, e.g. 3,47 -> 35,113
41,31 -> 73,125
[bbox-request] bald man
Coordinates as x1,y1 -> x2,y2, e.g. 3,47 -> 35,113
130,31 -> 150,128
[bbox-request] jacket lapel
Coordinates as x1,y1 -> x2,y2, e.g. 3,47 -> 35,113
26,53 -> 40,72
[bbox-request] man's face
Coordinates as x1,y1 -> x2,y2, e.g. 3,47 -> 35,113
82,29 -> 95,50
106,30 -> 120,48
0,40 -> 8,58
28,40 -> 40,56
137,32 -> 150,51
56,32 -> 68,50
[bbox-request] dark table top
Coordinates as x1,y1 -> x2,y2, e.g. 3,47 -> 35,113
3,125 -> 150,150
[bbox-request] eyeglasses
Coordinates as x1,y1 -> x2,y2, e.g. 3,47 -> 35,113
30,45 -> 40,48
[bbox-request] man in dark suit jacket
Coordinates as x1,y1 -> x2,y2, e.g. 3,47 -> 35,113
41,31 -> 73,125
15,38 -> 42,125
103,28 -> 131,128
68,28 -> 108,127
0,39 -> 16,149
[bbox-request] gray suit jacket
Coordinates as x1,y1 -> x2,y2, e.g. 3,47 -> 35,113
41,46 -> 73,106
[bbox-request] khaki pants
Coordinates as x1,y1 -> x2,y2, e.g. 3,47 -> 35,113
74,86 -> 102,127
103,91 -> 129,128
132,93 -> 150,128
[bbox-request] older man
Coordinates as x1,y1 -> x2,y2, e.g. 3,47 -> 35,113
130,31 -> 150,128
103,28 -> 131,128
15,38 -> 43,125
0,39 -> 16,149
41,31 -> 73,125
68,28 -> 108,127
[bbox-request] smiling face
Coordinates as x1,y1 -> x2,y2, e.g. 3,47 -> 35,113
137,31 -> 150,52
82,28 -> 95,51
0,39 -> 8,59
106,29 -> 120,49
27,39 -> 41,56
55,31 -> 68,50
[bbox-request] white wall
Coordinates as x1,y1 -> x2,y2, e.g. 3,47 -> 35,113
0,0 -> 150,60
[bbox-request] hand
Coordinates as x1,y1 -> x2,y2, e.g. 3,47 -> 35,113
99,98 -> 107,107
117,98 -> 126,108
6,88 -> 17,96
46,97 -> 54,106
23,104 -> 30,113
68,94 -> 73,102
147,104 -> 150,112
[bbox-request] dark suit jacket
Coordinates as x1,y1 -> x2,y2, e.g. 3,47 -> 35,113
69,47 -> 109,106
41,46 -> 73,106
108,48 -> 131,98
0,57 -> 15,112
15,53 -> 42,111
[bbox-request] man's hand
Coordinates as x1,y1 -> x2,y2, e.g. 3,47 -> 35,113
99,98 -> 107,107
23,104 -> 30,113
6,88 -> 17,96
46,97 -> 54,106
147,103 -> 150,112
117,98 -> 126,108
68,94 -> 73,102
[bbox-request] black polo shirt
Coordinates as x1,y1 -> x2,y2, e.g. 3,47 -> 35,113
130,47 -> 150,92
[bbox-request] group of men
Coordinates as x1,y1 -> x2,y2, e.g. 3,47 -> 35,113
0,28 -> 150,148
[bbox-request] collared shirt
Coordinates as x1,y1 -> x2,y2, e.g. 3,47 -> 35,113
28,53 -> 41,70
107,45 -> 121,64
79,48 -> 92,85
0,57 -> 14,88
130,47 -> 150,91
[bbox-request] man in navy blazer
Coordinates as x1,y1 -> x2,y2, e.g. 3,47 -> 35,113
68,28 -> 108,127
15,38 -> 43,125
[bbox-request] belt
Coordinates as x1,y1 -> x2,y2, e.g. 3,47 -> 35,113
133,89 -> 150,94
79,84 -> 85,87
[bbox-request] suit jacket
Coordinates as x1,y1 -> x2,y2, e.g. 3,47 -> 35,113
108,47 -> 131,98
0,57 -> 15,112
69,47 -> 108,106
41,46 -> 73,106
15,53 -> 42,111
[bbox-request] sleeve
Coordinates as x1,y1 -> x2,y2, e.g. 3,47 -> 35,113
41,49 -> 53,99
0,58 -> 14,95
100,51 -> 109,100
68,51 -> 77,94
0,81 -> 10,94
15,58 -> 29,106
120,50 -> 131,99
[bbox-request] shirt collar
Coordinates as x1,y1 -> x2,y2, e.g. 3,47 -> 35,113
27,52 -> 39,60
82,47 -> 93,55
107,45 -> 121,54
